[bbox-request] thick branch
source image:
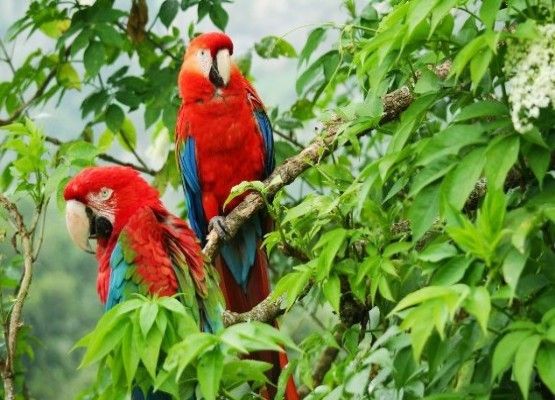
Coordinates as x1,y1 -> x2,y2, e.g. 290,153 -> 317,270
202,86 -> 413,262
0,195 -> 34,400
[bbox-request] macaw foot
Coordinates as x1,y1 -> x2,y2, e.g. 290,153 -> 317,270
208,216 -> 231,241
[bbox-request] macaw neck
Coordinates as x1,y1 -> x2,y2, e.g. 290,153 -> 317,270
95,238 -> 114,304
178,67 -> 244,105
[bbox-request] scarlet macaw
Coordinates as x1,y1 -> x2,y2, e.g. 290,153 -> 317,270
175,32 -> 297,399
64,166 -> 223,399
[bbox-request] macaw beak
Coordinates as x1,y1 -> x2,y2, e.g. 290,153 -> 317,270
65,200 -> 94,253
209,48 -> 231,88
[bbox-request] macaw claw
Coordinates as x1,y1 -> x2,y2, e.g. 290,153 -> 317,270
208,216 -> 231,241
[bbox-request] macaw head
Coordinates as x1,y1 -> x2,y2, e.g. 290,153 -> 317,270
63,166 -> 163,253
178,32 -> 235,98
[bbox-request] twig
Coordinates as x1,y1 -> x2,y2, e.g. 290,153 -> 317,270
297,324 -> 347,398
0,46 -> 71,127
44,135 -> 157,175
0,195 -> 34,400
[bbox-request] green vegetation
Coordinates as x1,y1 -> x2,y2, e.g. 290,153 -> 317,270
1,0 -> 555,399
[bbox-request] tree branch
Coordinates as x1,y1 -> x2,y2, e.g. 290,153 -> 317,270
297,324 -> 347,398
211,85 -> 414,330
0,196 -> 34,400
44,135 -> 157,175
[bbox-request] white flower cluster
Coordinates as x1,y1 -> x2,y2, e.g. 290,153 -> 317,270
505,24 -> 555,133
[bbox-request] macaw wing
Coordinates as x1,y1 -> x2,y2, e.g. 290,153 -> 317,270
176,135 -> 207,243
160,212 -> 224,332
246,86 -> 275,178
106,208 -> 202,326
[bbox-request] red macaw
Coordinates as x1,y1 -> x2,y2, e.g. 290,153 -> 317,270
175,32 -> 298,399
63,165 -> 223,328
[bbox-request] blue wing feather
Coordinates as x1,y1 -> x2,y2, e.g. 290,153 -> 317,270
106,241 -> 131,311
253,109 -> 275,177
178,138 -> 207,242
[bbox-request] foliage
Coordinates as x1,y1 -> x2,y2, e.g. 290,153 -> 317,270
0,0 -> 555,399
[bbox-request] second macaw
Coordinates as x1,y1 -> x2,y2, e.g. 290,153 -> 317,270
64,166 -> 224,399
175,32 -> 298,399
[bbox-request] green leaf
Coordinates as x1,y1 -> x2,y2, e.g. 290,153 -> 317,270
139,302 -> 158,337
441,146 -> 487,210
480,0 -> 502,30
255,36 -> 297,59
470,48 -> 493,91
209,4 -> 229,31
57,63 -> 81,89
409,155 -> 456,197
391,285 -> 467,314
502,247 -> 527,299
451,35 -> 486,80
485,135 -> 520,190
197,346 -> 224,400
140,326 -> 163,378
431,255 -> 472,286
118,118 -> 137,150
223,180 -> 266,210
492,330 -> 533,380
80,318 -> 126,367
417,124 -> 485,166
322,274 -> 341,312
464,287 -> 490,333
315,228 -> 347,280
408,183 -> 440,241
454,100 -> 509,122
165,333 -> 216,379
159,0 -> 179,28
299,27 -> 326,66
418,242 -> 458,262
122,323 -> 140,386
95,24 -> 125,48
537,343 -> 555,394
105,104 -> 124,132
514,334 -> 541,399
67,140 -> 101,163
84,41 -> 105,76
524,144 -> 550,187
414,69 -> 441,94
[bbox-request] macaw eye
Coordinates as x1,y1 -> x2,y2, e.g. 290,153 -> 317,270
98,187 -> 113,201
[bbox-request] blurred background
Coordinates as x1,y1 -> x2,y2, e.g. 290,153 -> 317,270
0,1 -> 343,398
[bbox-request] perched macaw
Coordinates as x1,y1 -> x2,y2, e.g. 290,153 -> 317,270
175,32 -> 298,399
64,166 -> 223,399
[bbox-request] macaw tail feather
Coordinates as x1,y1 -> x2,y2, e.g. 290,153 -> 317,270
216,246 -> 299,400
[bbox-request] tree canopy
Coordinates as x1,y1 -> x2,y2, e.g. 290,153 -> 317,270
1,0 -> 555,399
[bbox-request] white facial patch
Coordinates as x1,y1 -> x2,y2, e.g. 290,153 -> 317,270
196,49 -> 212,77
86,188 -> 115,224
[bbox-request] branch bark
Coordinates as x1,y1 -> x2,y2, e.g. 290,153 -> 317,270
0,196 -> 35,400
203,85 -> 414,328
